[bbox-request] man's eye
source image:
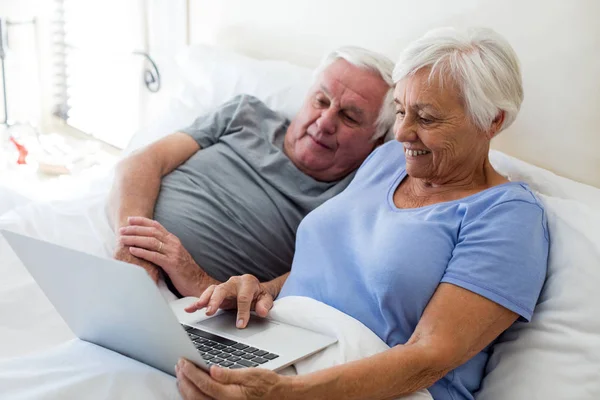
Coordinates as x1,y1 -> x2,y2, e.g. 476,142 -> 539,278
344,114 -> 357,124
316,98 -> 328,106
419,116 -> 434,125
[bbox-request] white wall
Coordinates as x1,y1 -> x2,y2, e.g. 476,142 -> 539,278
189,0 -> 600,187
142,0 -> 188,124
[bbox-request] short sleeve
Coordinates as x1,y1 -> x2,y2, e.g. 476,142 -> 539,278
441,200 -> 549,321
179,95 -> 245,149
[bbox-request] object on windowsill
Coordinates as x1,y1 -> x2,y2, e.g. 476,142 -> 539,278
37,162 -> 70,176
9,136 -> 28,164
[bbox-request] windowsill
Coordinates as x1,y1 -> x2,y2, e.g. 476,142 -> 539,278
48,119 -> 124,157
0,123 -> 121,203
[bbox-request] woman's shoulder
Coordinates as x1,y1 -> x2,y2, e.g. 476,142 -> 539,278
474,181 -> 544,210
462,182 -> 549,241
345,140 -> 406,190
373,140 -> 405,161
357,140 -> 405,174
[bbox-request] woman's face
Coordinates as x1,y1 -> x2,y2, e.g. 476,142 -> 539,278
393,68 -> 494,184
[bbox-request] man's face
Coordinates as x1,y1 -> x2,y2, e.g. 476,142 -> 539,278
284,59 -> 390,182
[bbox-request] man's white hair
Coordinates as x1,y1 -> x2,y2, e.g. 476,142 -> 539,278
314,46 -> 395,141
393,27 -> 524,133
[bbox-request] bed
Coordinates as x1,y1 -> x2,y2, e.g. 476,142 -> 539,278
1,0 -> 600,398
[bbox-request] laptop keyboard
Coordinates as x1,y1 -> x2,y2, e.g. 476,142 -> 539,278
182,324 -> 279,369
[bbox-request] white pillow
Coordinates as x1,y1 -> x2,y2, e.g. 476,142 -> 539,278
476,195 -> 600,400
490,150 -> 600,210
125,45 -> 314,154
175,44 -> 314,120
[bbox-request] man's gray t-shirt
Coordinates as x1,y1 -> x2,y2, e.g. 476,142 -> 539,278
153,95 -> 354,283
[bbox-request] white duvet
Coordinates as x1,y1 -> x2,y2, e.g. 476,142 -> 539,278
0,296 -> 431,400
2,147 -> 600,400
0,187 -> 430,399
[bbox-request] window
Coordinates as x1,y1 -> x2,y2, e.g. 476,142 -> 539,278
52,0 -> 154,149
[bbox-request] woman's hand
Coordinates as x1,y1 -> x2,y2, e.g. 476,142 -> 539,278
118,216 -> 219,296
176,359 -> 291,400
185,274 -> 275,329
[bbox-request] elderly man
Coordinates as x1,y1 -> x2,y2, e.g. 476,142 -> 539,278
109,46 -> 395,298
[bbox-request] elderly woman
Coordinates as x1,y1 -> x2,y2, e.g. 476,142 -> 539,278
174,27 -> 549,400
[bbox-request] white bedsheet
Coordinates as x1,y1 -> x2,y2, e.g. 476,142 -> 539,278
0,188 -> 182,358
2,146 -> 598,399
0,186 -> 32,216
0,190 -> 430,399
0,191 -> 112,358
0,293 -> 431,399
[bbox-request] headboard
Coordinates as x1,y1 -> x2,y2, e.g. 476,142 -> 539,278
187,0 -> 600,188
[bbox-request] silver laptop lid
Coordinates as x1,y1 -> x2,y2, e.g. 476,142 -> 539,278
1,230 -> 206,376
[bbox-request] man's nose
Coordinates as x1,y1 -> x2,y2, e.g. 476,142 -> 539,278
316,108 -> 337,135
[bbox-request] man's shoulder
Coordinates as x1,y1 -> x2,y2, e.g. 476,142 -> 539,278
223,94 -> 284,120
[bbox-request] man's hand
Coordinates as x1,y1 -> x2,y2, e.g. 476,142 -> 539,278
185,275 -> 275,329
119,216 -> 220,296
113,245 -> 161,284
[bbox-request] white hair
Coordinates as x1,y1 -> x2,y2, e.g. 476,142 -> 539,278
314,46 -> 396,141
393,27 -> 524,133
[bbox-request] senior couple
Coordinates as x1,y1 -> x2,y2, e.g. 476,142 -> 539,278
109,27 -> 548,400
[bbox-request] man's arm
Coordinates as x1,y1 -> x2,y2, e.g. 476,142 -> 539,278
108,132 -> 200,230
107,133 -> 200,281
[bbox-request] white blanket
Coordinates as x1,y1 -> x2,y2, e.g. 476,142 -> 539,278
0,191 -> 117,358
0,186 -> 32,216
0,193 -> 430,399
0,295 -> 431,399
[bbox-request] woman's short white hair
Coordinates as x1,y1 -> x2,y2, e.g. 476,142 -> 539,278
314,46 -> 396,141
393,27 -> 524,133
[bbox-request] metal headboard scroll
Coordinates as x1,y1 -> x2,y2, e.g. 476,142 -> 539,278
133,51 -> 161,93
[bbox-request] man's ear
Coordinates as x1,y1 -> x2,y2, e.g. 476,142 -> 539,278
488,111 -> 505,139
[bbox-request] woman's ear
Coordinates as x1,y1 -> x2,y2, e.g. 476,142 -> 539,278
488,111 -> 506,139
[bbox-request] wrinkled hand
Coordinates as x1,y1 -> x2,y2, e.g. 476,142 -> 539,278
118,216 -> 219,296
185,275 -> 275,329
113,243 -> 161,284
176,359 -> 290,400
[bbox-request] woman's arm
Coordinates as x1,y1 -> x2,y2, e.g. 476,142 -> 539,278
184,272 -> 290,328
290,282 -> 518,399
176,282 -> 518,400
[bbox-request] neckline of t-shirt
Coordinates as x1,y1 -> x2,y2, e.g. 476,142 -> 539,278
386,168 -> 527,213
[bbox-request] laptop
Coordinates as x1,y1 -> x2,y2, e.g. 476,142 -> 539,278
1,230 -> 336,376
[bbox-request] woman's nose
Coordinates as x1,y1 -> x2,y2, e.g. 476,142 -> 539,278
394,118 -> 417,142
